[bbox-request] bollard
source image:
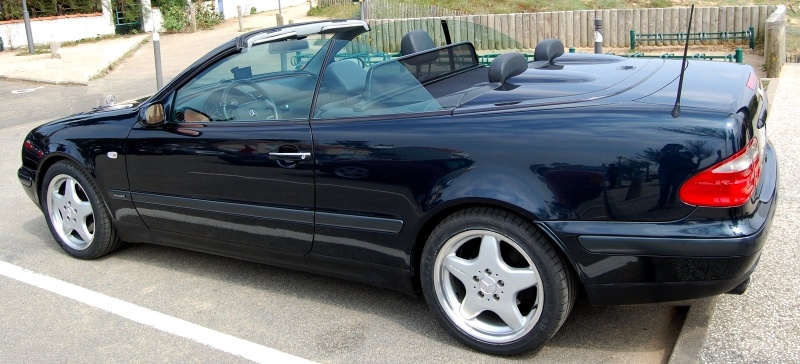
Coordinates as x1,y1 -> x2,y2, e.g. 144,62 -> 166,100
594,19 -> 603,54
569,47 -> 575,53
22,0 -> 35,54
630,29 -> 636,50
735,47 -> 743,63
153,32 -> 164,90
190,3 -> 197,33
278,0 -> 284,25
238,5 -> 243,32
748,26 -> 755,50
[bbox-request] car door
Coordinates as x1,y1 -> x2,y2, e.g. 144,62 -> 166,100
308,38 -> 464,268
125,38 -> 327,254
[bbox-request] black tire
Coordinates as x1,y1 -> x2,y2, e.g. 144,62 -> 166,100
40,160 -> 123,259
420,207 -> 575,355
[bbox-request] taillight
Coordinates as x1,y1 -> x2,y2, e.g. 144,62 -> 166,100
679,138 -> 761,207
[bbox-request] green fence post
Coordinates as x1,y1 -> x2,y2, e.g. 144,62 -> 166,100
748,26 -> 755,49
735,47 -> 743,63
630,29 -> 635,51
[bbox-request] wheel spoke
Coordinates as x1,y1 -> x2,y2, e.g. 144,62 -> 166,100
75,222 -> 93,243
458,293 -> 486,320
61,216 -> 74,237
444,255 -> 473,285
500,267 -> 537,293
475,234 -> 502,267
493,298 -> 526,330
73,200 -> 94,221
64,179 -> 79,202
51,183 -> 66,206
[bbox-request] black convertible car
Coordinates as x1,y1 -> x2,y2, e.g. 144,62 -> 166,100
18,19 -> 777,355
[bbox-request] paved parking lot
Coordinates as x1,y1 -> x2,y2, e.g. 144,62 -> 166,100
0,4 -> 797,362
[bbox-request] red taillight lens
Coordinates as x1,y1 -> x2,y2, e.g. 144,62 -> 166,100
679,138 -> 761,207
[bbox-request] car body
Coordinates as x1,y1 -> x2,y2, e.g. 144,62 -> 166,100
18,19 -> 777,355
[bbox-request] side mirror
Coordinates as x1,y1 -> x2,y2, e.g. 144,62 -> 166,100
140,103 -> 165,126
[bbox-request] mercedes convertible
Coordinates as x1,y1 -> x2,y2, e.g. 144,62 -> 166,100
18,19 -> 777,355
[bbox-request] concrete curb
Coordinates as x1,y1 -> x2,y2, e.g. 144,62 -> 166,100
668,297 -> 718,364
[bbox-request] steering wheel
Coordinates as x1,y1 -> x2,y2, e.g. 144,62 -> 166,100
220,80 -> 280,121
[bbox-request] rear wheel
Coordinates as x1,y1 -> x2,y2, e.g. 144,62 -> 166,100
421,207 -> 575,355
41,160 -> 122,259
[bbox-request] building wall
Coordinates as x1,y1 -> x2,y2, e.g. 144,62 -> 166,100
0,1 -> 115,49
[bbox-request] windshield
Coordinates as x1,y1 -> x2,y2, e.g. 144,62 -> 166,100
181,35 -> 332,92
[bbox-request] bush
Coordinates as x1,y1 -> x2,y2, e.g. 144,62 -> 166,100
161,3 -> 189,32
195,1 -> 223,30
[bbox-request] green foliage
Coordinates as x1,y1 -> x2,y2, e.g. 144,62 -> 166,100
195,0 -> 222,30
646,0 -> 673,8
250,7 -> 257,14
0,0 -> 102,21
308,4 -> 360,19
114,0 -> 140,24
161,3 -> 189,32
160,0 -> 222,33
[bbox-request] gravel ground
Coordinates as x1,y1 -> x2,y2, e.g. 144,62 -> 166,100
700,64 -> 800,363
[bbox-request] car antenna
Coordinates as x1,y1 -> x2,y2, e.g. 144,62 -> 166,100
671,4 -> 695,118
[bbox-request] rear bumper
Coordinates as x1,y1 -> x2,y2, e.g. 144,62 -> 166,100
543,141 -> 778,305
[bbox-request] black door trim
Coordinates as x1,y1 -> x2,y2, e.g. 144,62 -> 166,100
316,212 -> 403,234
130,192 -> 313,225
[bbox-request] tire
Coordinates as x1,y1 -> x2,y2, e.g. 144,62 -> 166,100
40,160 -> 123,259
420,207 -> 575,355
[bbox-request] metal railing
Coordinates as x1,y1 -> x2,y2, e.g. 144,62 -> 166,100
630,27 -> 755,50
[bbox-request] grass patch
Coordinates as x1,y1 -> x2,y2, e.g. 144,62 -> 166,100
308,3 -> 361,19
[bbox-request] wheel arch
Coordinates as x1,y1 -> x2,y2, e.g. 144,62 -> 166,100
409,199 -> 581,295
35,153 -> 97,207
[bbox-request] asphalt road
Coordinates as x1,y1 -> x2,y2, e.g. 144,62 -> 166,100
0,41 -> 686,363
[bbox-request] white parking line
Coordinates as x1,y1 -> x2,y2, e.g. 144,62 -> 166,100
0,261 -> 316,364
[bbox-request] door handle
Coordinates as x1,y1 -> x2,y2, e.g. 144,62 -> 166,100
268,152 -> 311,161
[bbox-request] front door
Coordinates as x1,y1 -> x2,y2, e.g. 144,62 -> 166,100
126,38 -> 327,254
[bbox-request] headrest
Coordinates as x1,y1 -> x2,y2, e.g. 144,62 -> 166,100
489,52 -> 528,84
534,38 -> 565,63
325,60 -> 367,94
401,30 -> 436,55
401,30 -> 439,65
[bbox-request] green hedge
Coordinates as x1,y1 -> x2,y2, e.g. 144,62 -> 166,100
0,0 -> 103,21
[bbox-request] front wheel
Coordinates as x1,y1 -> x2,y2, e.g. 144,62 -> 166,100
421,208 -> 575,355
41,160 -> 122,259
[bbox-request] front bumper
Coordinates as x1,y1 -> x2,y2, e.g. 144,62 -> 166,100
18,166 -> 38,205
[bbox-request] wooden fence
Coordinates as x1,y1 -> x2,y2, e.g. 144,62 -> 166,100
362,5 -> 778,52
